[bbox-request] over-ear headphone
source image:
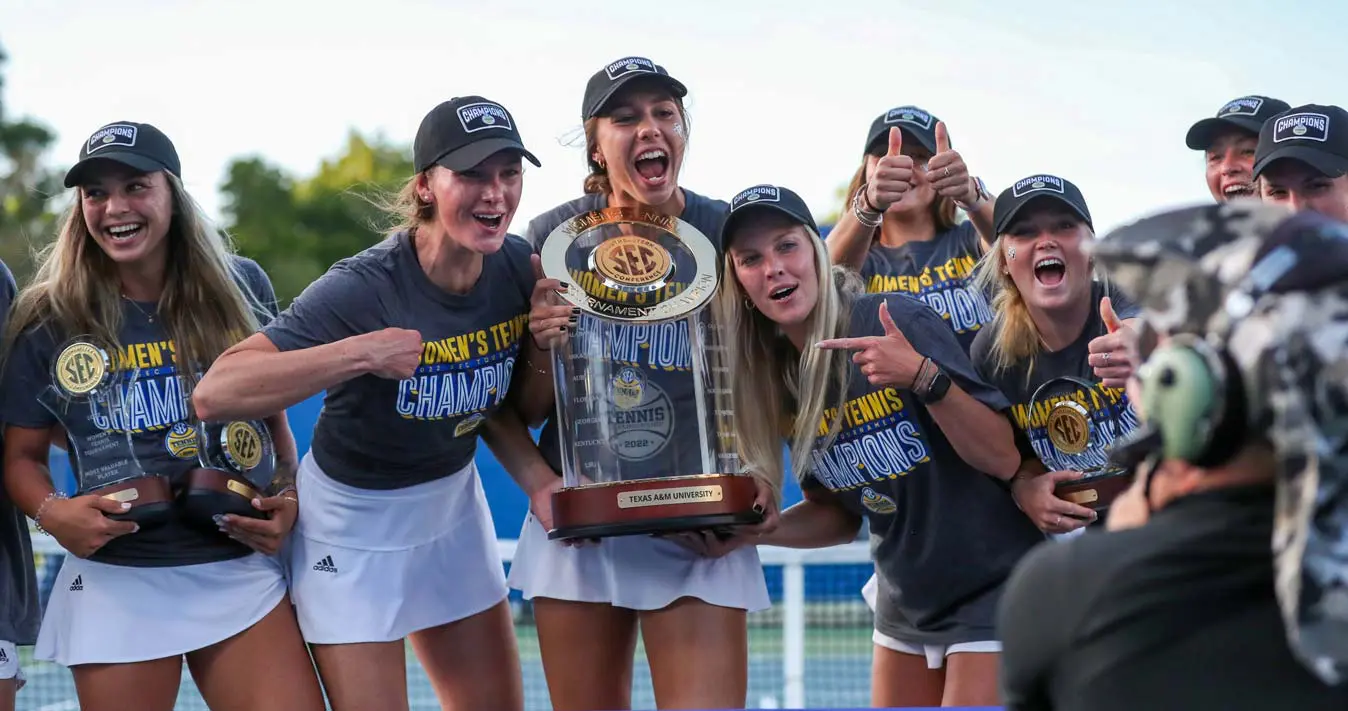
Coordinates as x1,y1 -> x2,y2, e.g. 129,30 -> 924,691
1135,333 -> 1248,468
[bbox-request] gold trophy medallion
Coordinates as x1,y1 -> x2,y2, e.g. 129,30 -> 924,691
1046,400 -> 1091,455
222,421 -> 264,471
54,341 -> 110,397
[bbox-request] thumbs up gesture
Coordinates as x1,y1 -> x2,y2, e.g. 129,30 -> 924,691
926,121 -> 977,205
816,300 -> 925,388
865,127 -> 916,213
1087,296 -> 1137,389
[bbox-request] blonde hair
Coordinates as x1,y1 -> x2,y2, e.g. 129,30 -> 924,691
841,160 -> 959,236
2,173 -> 264,389
372,171 -> 436,236
971,223 -> 1100,383
714,217 -> 863,499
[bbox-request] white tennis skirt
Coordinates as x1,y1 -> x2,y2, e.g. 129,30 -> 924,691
507,511 -> 770,612
286,452 -> 507,645
36,551 -> 287,666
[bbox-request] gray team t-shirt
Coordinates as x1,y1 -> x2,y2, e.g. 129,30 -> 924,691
262,230 -> 534,489
858,221 -> 993,353
0,257 -> 279,568
0,260 -> 39,643
970,281 -> 1142,474
525,189 -> 729,478
801,292 -> 1046,645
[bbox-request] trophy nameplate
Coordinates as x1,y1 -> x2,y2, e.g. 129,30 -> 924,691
39,336 -> 174,528
539,207 -> 760,540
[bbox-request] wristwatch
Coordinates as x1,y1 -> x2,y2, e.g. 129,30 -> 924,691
918,369 -> 952,404
955,176 -> 991,212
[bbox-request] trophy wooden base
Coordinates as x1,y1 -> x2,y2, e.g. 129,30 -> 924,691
98,476 -> 174,528
549,474 -> 763,541
180,468 -> 267,527
1055,467 -> 1135,513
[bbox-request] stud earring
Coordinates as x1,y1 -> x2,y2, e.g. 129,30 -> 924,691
1007,246 -> 1017,261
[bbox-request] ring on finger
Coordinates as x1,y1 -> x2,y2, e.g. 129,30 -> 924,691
943,167 -> 951,179
1102,352 -> 1111,363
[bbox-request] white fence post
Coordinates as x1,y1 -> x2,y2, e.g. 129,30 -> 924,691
782,559 -> 806,708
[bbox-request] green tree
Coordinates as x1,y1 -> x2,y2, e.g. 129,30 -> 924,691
0,43 -> 62,286
222,131 -> 413,306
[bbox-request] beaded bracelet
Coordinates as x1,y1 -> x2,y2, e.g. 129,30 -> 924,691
33,491 -> 68,536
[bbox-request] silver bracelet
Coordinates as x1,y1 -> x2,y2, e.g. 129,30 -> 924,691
852,184 -> 884,228
33,491 -> 68,536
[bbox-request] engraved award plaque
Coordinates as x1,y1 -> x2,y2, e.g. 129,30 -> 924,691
38,336 -> 174,527
1028,375 -> 1137,513
181,417 -> 277,526
539,207 -> 761,540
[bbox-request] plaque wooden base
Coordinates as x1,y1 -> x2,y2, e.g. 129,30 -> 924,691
98,475 -> 174,528
180,467 -> 268,529
1055,467 -> 1135,513
549,474 -> 763,540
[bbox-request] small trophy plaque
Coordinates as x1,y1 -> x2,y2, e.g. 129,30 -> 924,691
38,336 -> 174,527
181,418 -> 277,527
539,207 -> 761,540
1029,375 -> 1137,513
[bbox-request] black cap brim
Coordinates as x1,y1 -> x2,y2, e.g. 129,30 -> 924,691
994,194 -> 1093,236
434,139 -> 542,173
1185,116 -> 1262,151
586,74 -> 688,120
64,153 -> 172,188
1252,146 -> 1348,180
721,204 -> 819,249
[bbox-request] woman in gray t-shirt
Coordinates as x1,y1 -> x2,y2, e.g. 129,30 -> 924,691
501,57 -> 774,711
696,183 -> 1042,709
827,106 -> 998,354
193,98 -> 544,711
0,122 -> 321,711
969,175 -> 1143,536
0,260 -> 37,706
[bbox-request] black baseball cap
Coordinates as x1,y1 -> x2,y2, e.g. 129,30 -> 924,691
64,121 -> 181,188
413,96 -> 541,174
720,184 -> 819,247
993,174 -> 1093,236
863,106 -> 943,156
1185,95 -> 1291,151
582,56 -> 688,120
1252,104 -> 1348,179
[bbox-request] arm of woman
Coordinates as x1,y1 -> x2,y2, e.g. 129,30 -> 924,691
681,483 -> 863,558
826,128 -> 915,270
4,426 -> 138,558
192,330 -> 416,421
825,208 -> 878,271
759,489 -> 864,549
923,379 -> 1020,480
482,405 -> 563,530
193,262 -> 423,422
819,296 -> 1021,480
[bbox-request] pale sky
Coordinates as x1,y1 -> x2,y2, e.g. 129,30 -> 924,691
3,0 -> 1342,242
